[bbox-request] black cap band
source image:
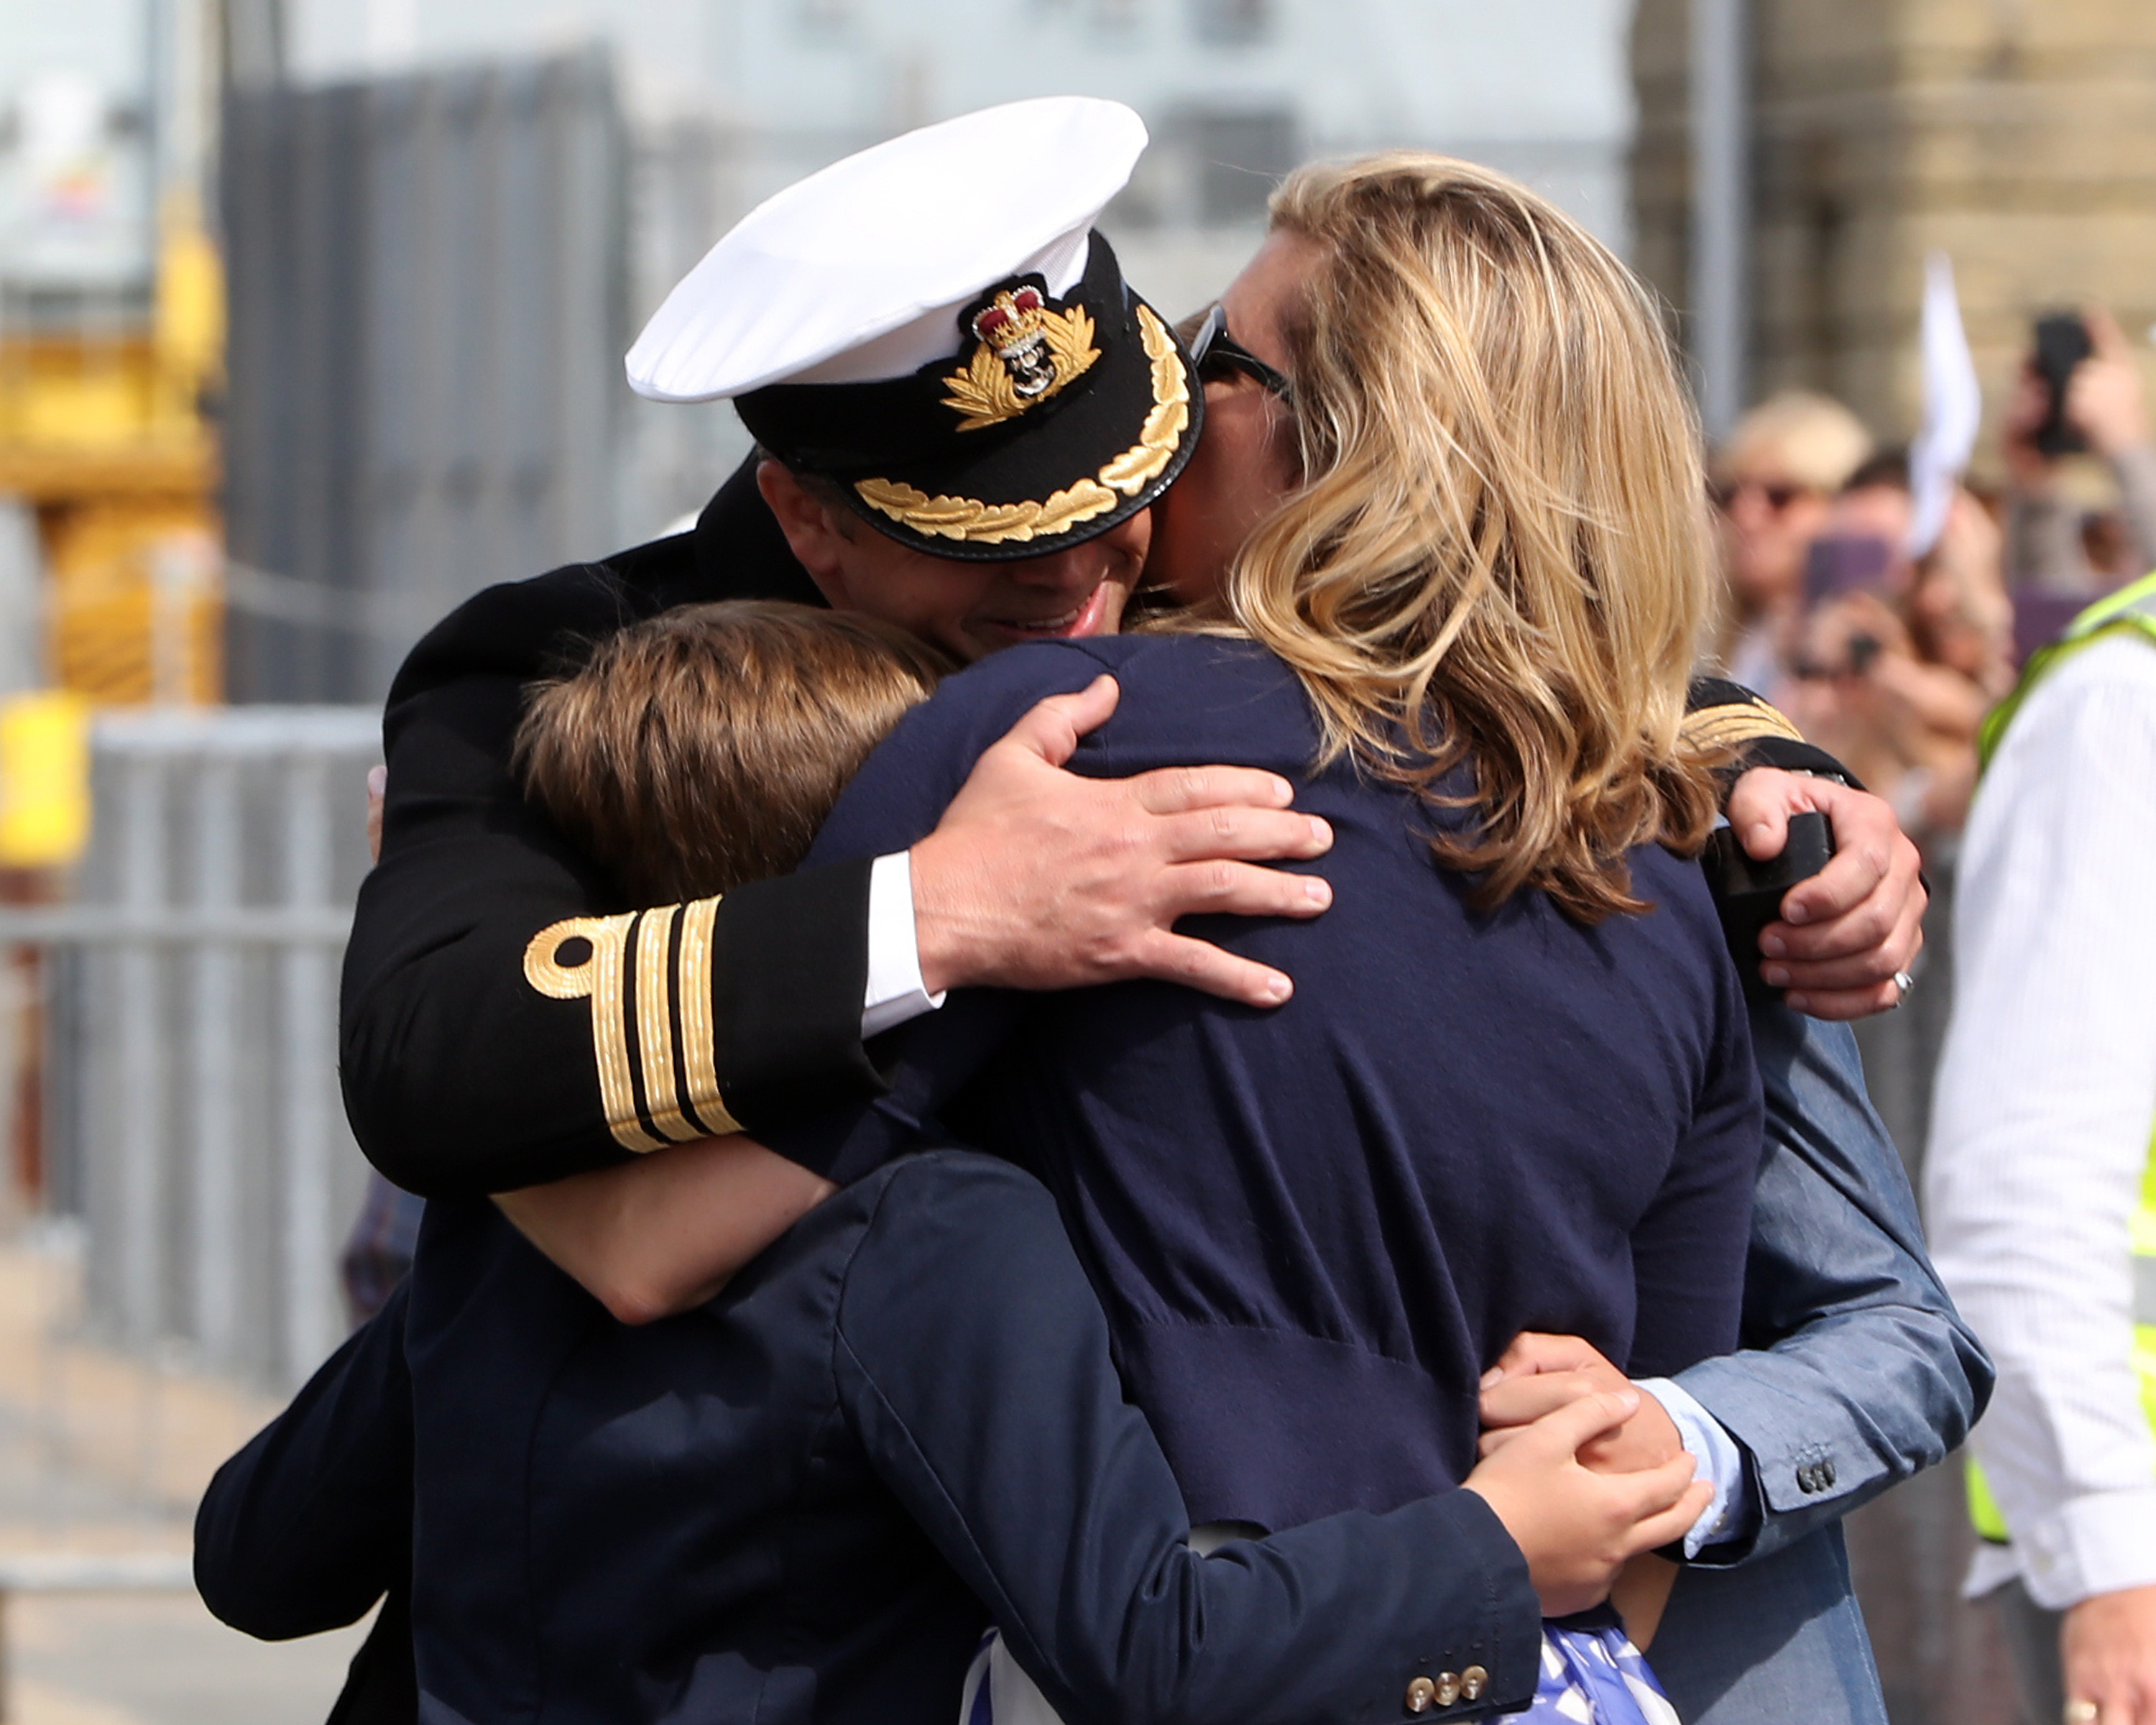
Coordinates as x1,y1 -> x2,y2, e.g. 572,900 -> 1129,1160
737,234 -> 1202,561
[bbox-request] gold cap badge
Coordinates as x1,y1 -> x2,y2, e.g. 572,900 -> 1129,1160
941,283 -> 1100,432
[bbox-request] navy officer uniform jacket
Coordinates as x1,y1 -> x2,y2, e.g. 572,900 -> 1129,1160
198,1152 -> 1546,1725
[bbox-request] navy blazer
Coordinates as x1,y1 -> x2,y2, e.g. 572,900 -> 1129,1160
200,1152 -> 1541,1725
770,632 -> 1764,1530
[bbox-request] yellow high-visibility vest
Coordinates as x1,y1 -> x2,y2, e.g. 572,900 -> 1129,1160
1966,570 -> 2156,1544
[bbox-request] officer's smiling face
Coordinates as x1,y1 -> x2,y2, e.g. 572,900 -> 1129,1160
758,461 -> 1147,663
1145,229 -> 1313,607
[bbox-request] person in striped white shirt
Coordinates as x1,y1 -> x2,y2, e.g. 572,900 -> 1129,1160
1927,574 -> 2156,1725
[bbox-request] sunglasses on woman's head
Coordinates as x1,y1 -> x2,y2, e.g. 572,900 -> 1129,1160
1189,303 -> 1296,407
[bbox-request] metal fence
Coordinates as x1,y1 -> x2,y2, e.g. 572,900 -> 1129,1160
15,708 -> 380,1392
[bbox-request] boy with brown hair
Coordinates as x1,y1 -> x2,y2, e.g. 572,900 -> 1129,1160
515,600 -> 952,904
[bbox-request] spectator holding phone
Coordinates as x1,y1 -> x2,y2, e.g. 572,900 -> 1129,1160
1787,456 -> 2014,850
2004,308 -> 2156,598
1710,391 -> 1875,705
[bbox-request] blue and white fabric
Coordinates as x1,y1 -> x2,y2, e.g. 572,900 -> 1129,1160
1534,1619 -> 1682,1724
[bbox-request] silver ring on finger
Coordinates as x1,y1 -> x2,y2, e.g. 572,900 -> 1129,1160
1891,969 -> 1915,1008
2063,1701 -> 2099,1725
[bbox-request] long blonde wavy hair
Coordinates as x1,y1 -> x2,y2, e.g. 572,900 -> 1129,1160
1205,154 -> 1721,922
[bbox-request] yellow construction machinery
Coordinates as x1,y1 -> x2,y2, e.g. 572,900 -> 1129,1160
0,201 -> 224,708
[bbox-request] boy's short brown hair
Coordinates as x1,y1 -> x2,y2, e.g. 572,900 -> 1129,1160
514,601 -> 951,904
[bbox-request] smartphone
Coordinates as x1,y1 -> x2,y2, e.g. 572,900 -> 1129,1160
1704,810 -> 1835,1005
1804,533 -> 1897,606
2033,311 -> 2094,458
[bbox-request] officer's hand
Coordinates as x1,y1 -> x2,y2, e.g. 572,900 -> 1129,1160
1477,1333 -> 1683,1476
1462,1390 -> 1708,1619
2063,1583 -> 2156,1725
910,675 -> 1334,1007
1725,767 -> 1926,1019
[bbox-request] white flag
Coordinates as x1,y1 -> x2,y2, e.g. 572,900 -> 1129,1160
1907,252 -> 1981,559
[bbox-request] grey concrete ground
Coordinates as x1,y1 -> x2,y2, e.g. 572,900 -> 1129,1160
8,1593 -> 366,1725
0,1239 -> 367,1724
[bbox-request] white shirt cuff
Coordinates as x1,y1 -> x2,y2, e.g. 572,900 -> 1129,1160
2011,1488 -> 2156,1611
861,850 -> 946,1040
1635,1376 -> 1751,1558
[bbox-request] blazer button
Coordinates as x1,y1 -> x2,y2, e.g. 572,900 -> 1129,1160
1405,1676 -> 1438,1714
1460,1665 -> 1488,1701
1818,1459 -> 1836,1488
1434,1673 -> 1462,1706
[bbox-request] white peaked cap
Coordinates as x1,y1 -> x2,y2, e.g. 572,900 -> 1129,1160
626,97 -> 1149,404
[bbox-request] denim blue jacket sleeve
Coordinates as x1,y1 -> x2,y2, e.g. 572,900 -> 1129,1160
1672,1006 -> 1994,1566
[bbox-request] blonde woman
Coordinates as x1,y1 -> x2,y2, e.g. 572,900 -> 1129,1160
750,155 -> 1764,1723
739,156 -> 1971,1725
1128,156 -> 1952,1725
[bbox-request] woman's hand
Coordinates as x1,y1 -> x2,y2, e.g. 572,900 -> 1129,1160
1724,768 -> 1926,1018
1462,1390 -> 1708,1619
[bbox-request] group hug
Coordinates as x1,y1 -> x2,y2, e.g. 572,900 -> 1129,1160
191,98 -> 1976,1725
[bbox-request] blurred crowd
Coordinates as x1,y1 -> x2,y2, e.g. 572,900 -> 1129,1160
1707,310 -> 2156,856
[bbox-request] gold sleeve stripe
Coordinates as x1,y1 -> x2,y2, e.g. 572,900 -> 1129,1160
675,895 -> 741,1137
633,907 -> 704,1146
524,897 -> 743,1154
524,913 -> 664,1154
1682,701 -> 1806,751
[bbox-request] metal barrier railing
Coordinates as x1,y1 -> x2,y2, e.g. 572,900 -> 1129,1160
22,709 -> 380,1394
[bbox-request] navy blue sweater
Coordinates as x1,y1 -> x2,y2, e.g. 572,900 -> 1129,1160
771,634 -> 1764,1530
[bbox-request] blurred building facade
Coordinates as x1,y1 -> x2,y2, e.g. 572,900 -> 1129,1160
1633,0 -> 2156,449
219,50 -> 627,702
290,0 -> 1633,515
198,0 -> 1644,702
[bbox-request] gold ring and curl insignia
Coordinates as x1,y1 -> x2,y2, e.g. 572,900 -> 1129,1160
522,898 -> 741,1154
855,305 -> 1191,547
1681,699 -> 1807,751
